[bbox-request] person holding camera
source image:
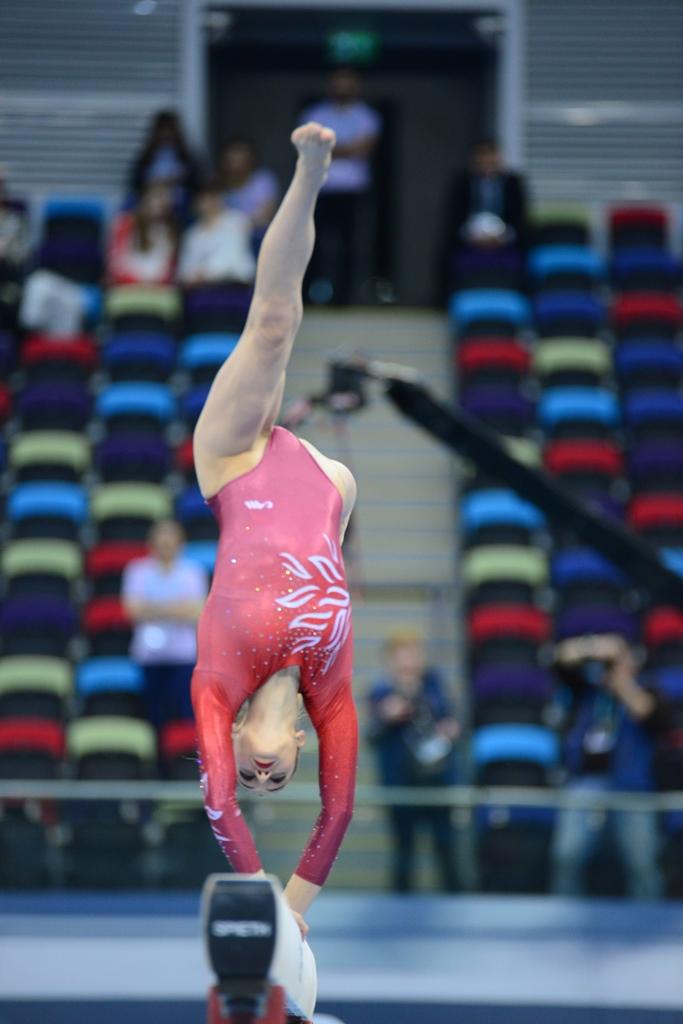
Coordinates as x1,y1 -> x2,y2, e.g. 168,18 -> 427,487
551,633 -> 670,899
368,628 -> 461,893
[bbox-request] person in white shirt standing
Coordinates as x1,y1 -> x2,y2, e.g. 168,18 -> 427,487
301,67 -> 381,305
122,519 -> 208,730
178,180 -> 256,289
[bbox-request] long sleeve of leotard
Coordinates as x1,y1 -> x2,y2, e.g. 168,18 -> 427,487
192,669 -> 262,875
294,680 -> 358,886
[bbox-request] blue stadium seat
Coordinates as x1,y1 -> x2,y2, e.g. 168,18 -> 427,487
8,482 -> 88,527
183,541 -> 218,574
662,549 -> 683,578
181,385 -> 210,426
176,485 -> 210,524
103,333 -> 176,378
96,383 -> 176,425
624,391 -> 683,430
612,249 -> 680,290
449,289 -> 530,332
76,658 -> 143,697
80,285 -> 103,323
461,490 -> 545,536
647,667 -> 683,700
529,245 -> 604,283
551,548 -> 625,589
534,292 -> 604,335
178,333 -> 240,371
473,724 -> 559,768
614,341 -> 683,382
43,197 -> 106,223
538,387 -> 620,431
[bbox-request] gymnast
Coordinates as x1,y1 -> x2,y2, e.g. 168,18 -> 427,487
191,123 -> 359,943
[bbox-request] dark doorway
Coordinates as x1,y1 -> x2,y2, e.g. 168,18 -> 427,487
207,7 -> 497,306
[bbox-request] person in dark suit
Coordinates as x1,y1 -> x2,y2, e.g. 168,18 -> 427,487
438,138 -> 528,301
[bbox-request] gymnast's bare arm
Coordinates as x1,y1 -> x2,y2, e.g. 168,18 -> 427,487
193,123 -> 336,499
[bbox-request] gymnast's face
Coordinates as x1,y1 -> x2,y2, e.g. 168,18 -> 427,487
233,723 -> 305,795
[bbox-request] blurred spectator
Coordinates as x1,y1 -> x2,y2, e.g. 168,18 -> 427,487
108,182 -> 178,286
446,137 -> 527,249
551,634 -> 670,900
177,179 -> 255,288
219,138 -> 279,231
368,628 -> 461,893
122,519 -> 207,730
0,165 -> 28,328
300,67 -> 381,305
128,109 -> 201,215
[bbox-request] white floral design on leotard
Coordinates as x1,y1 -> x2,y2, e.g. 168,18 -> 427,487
275,533 -> 351,674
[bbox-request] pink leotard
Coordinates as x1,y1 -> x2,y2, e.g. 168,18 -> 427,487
191,425 -> 357,886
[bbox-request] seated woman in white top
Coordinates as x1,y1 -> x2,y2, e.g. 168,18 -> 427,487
177,179 -> 256,288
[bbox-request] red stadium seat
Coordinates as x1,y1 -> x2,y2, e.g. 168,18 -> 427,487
613,294 -> 682,335
468,605 -> 551,646
544,439 -> 623,476
160,720 -> 197,761
21,335 -> 98,376
609,207 -> 668,249
83,598 -> 132,656
643,608 -> 683,649
457,338 -> 531,375
0,718 -> 65,760
0,384 -> 11,423
628,495 -> 683,531
86,542 -> 149,596
176,438 -> 195,475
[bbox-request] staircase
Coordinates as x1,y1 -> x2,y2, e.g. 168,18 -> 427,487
253,309 -> 462,890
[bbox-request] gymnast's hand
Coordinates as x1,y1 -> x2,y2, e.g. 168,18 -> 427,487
291,122 -> 336,181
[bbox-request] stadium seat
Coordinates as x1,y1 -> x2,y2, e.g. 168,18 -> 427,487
555,606 -> 638,642
85,542 -> 148,597
0,656 -> 72,721
76,658 -> 144,718
10,431 -> 90,482
534,338 -> 612,387
175,438 -> 195,479
531,206 -> 591,246
614,341 -> 683,390
609,206 -> 668,250
105,285 -> 181,331
473,664 -> 554,703
0,331 -> 17,376
0,718 -> 65,779
38,238 -> 103,284
476,804 -> 556,894
18,382 -> 90,430
643,608 -> 683,668
176,485 -> 217,541
462,545 -> 548,606
91,483 -> 171,541
82,598 -> 132,656
457,337 -> 530,389
454,247 -> 523,290
551,547 -> 626,608
629,494 -> 683,546
611,249 -> 680,293
183,284 -> 252,333
21,335 -> 98,381
42,197 -> 105,245
95,382 -> 176,433
159,720 -> 198,780
613,294 -> 682,339
0,384 -> 11,424
528,245 -> 604,291
462,386 -> 535,435
181,384 -> 211,427
95,434 -> 170,483
461,489 -> 545,546
538,387 -> 619,439
623,391 -> 683,441
648,667 -> 683,702
449,289 -> 530,336
2,539 -> 82,598
543,439 -> 623,494
183,541 -> 218,575
473,724 -> 559,786
468,604 -> 551,668
534,292 -> 604,337
67,716 -> 156,779
102,332 -> 176,382
662,549 -> 683,578
179,333 -> 239,383
0,597 -> 78,656
7,482 -> 87,540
